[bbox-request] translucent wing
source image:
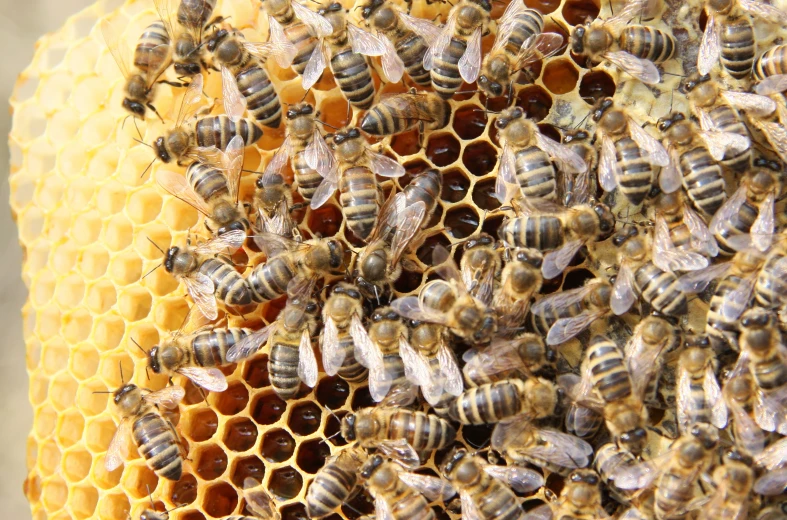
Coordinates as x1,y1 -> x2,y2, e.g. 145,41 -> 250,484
348,24 -> 386,56
380,35 -> 405,83
292,1 -> 334,37
375,494 -> 395,520
697,14 -> 720,76
302,41 -> 327,91
546,309 -> 604,346
653,217 -> 709,272
606,0 -> 648,28
377,439 -> 420,469
458,27 -> 483,83
399,13 -> 442,47
399,472 -> 456,501
262,18 -> 298,68
221,65 -> 247,122
754,74 -> 787,95
368,150 -> 406,178
399,336 -> 432,387
438,342 -> 463,396
226,324 -> 274,362
263,136 -> 292,183
710,185 -> 746,235
183,273 -> 218,321
613,458 -> 663,491
305,127 -> 336,178
531,284 -> 594,317
424,14 -> 456,72
369,364 -> 393,402
193,229 -> 246,255
677,366 -> 695,433
517,32 -> 565,69
604,51 -> 660,85
754,436 -> 787,469
223,136 -> 245,202
310,176 -> 339,210
390,201 -> 427,267
145,385 -> 186,408
611,263 -> 636,315
298,329 -> 318,387
156,169 -> 212,216
460,490 -> 484,520
660,148 -> 683,193
699,130 -> 751,161
723,90 -> 777,117
483,465 -> 544,492
176,73 -> 205,126
676,262 -> 732,293
542,239 -> 584,279
536,132 -> 587,174
727,395 -> 766,455
177,367 -> 228,392
751,192 -> 775,251
720,274 -> 755,321
321,316 -> 345,376
100,19 -> 131,79
243,479 -> 282,520
495,144 -> 519,203
491,415 -> 530,450
753,468 -> 787,496
376,93 -> 444,121
493,0 -> 527,54
739,0 -> 787,23
525,428 -> 594,469
703,366 -> 727,429
104,419 -> 130,471
351,313 -> 378,369
758,119 -> 787,163
598,135 -> 620,192
629,118 -> 670,166
684,206 -> 719,257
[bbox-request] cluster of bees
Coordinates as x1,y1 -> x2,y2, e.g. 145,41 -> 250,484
94,0 -> 787,517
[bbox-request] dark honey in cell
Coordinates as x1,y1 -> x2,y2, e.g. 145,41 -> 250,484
463,141 -> 498,176
473,178 -> 502,210
223,417 -> 258,451
213,383 -> 249,415
170,473 -> 198,505
269,467 -> 303,499
426,133 -> 461,166
417,233 -> 451,264
252,393 -> 286,425
440,170 -> 471,203
230,455 -> 265,487
203,482 -> 238,517
525,0 -> 561,14
289,402 -> 321,436
196,445 -> 228,480
579,70 -> 616,104
517,86 -> 553,121
394,269 -> 423,294
391,129 -> 421,157
295,438 -> 331,473
308,204 -> 343,238
562,0 -> 600,26
243,356 -> 270,388
187,409 -> 218,441
316,376 -> 350,409
262,429 -> 296,462
445,207 -> 480,238
453,105 -> 487,140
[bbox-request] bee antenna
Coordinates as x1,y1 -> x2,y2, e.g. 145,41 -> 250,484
142,263 -> 162,279
317,119 -> 340,129
130,337 -> 148,356
662,72 -> 685,77
454,89 -> 481,95
146,236 -> 167,255
91,390 -> 113,394
300,88 -> 312,103
319,430 -> 343,444
140,157 -> 156,179
574,111 -> 591,129
119,360 -> 125,384
133,137 -> 152,148
322,404 -> 341,420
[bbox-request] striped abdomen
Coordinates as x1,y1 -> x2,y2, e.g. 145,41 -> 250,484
187,161 -> 229,202
615,137 -> 655,206
195,115 -> 263,150
191,328 -> 251,367
269,338 -> 301,400
236,65 -> 282,128
248,255 -> 298,302
339,166 -> 382,240
381,410 -> 456,450
755,250 -> 787,308
707,275 -> 751,348
751,354 -> 787,391
132,412 -> 182,481
497,215 -> 565,251
336,333 -> 368,382
681,368 -> 713,426
502,9 -> 543,57
529,297 -> 584,336
514,146 -> 557,200
587,338 -> 632,403
394,30 -> 431,85
306,460 -> 360,518
679,146 -> 726,217
619,26 -> 676,63
655,471 -> 695,519
363,103 -> 418,135
431,38 -> 466,99
707,105 -> 750,172
293,135 -> 321,201
457,463 -> 526,520
404,169 -> 441,222
420,281 -> 458,317
754,44 -> 787,79
177,0 -> 216,30
134,21 -> 170,74
633,262 -> 688,316
383,353 -> 410,392
382,481 -> 436,520
330,48 -> 375,109
448,380 -> 525,425
285,23 -> 319,75
198,258 -> 254,306
595,443 -> 638,503
720,18 -> 755,79
714,200 -> 758,255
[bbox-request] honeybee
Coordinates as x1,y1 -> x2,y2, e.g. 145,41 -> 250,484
423,0 -> 492,99
152,74 -> 263,166
254,175 -> 297,239
754,43 -> 787,80
497,199 -> 615,279
310,127 -> 405,241
101,18 -> 171,120
624,315 -> 680,403
477,0 -> 564,98
321,283 -> 369,383
263,0 -> 333,77
360,91 -> 451,138
494,106 -> 588,205
403,318 -> 464,406
724,371 -> 768,456
306,448 -> 367,518
462,333 -> 551,386
613,423 -> 720,520
592,98 -> 670,207
527,469 -> 610,520
457,233 -> 500,305
302,2 -> 385,109
651,192 -> 716,272
247,232 -> 346,303
756,504 -> 787,520
569,0 -> 674,84
391,244 -> 497,345
401,169 -> 443,230
157,136 -> 250,237
163,230 -> 251,320
755,235 -> 787,310
226,288 -> 320,400
441,448 -> 544,520
105,383 -> 185,480
154,0 -> 217,78
560,129 -> 597,208
695,449 -> 755,520
676,341 -> 727,435
493,248 -> 543,333
448,377 -> 557,425
359,0 -> 440,85
529,279 -> 612,346
753,437 -> 787,495
594,442 -> 640,504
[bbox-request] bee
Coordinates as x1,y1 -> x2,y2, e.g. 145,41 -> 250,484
494,106 -> 588,205
569,0 -> 674,84
477,0 -> 564,98
403,318 -> 464,406
156,136 -> 250,237
527,469 -> 610,520
423,0 -> 492,99
754,43 -> 787,79
493,248 -> 543,334
594,443 -> 640,504
152,75 -> 263,166
698,0 -> 787,79
247,232 -> 346,303
457,233 -> 500,305
391,244 -> 497,345
359,0 -> 440,85
140,481 -> 277,520
613,423 -> 720,520
104,383 -> 185,480
254,172 -> 297,239
163,230 -> 252,321
226,288 -> 320,400
440,448 -> 544,520
724,371 -> 768,456
755,236 -> 787,310
529,278 -> 612,346
651,192 -> 717,272
592,98 -> 670,207
676,340 -> 727,435
306,448 -> 366,518
301,2 -> 385,109
624,315 -> 680,404
310,127 -> 405,241
360,91 -> 451,138
448,377 -> 557,425
154,0 -> 217,78
497,199 -> 615,279
321,283 -> 370,383
401,169 -> 443,230
559,129 -> 597,208
757,504 -> 787,520
753,437 -> 787,495
100,18 -> 171,119
462,333 -> 551,386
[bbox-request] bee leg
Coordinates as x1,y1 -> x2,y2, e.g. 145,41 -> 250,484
147,103 -> 166,124
418,120 -> 425,149
159,80 -> 187,88
345,102 -> 352,126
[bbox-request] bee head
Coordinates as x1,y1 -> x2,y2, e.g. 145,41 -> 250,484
122,96 -> 147,119
478,73 -> 505,98
679,73 -> 711,94
325,239 -> 346,271
495,106 -> 524,130
340,413 -> 356,441
562,129 -> 589,144
741,307 -> 774,329
359,454 -> 384,479
206,28 -> 229,52
147,346 -> 162,374
612,225 -> 638,247
592,203 -> 615,238
153,136 -> 171,163
514,247 -> 542,267
725,447 -> 753,466
570,25 -> 587,54
164,247 -> 179,272
361,0 -> 387,23
690,423 -> 719,450
173,60 -> 202,77
591,97 -> 614,122
569,469 -> 599,486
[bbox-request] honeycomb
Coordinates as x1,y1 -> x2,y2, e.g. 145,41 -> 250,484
10,0 -> 787,518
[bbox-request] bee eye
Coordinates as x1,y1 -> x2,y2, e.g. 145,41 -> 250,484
512,108 -> 523,118
349,128 -> 360,138
347,290 -> 361,299
495,118 -> 508,129
333,286 -> 344,294
302,105 -> 314,115
306,303 -> 318,313
287,110 -> 297,119
362,7 -> 371,16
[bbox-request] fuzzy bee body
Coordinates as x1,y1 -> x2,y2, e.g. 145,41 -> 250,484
340,166 -> 383,241
132,412 -> 182,480
195,115 -> 263,149
679,146 -> 726,217
614,136 -> 656,206
199,257 -> 255,306
633,261 -> 688,316
754,43 -> 787,79
619,26 -> 676,63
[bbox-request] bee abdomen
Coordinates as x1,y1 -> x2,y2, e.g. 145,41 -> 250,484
448,380 -> 524,425
720,20 -> 755,78
513,146 -> 557,200
619,26 -> 676,63
715,200 -> 758,255
588,341 -> 632,403
339,166 -> 381,240
503,10 -> 543,57
177,0 -> 216,29
269,342 -> 300,400
363,104 -> 415,136
498,215 -> 564,251
192,327 -> 252,367
337,334 -> 369,382
404,169 -> 441,220
680,147 -> 726,217
708,106 -> 750,171
236,65 -> 282,128
634,262 -> 688,316
331,50 -> 375,109
134,21 -> 170,73
388,410 -> 456,450
293,149 -> 322,201
755,252 -> 787,308
431,38 -> 466,99
306,461 -> 358,517
754,44 -> 787,79
286,23 -> 319,75
199,258 -> 254,306
707,277 -> 750,349
615,137 -> 654,206
397,33 -> 431,85
655,473 -> 694,517
248,256 -> 297,303
132,413 -> 182,481
187,161 -> 230,202
753,356 -> 787,390
195,115 -> 264,149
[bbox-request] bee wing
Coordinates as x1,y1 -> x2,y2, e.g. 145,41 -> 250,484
759,119 -> 787,164
526,428 -> 594,469
369,364 -> 394,402
491,414 -> 531,450
183,273 -> 218,321
755,74 -> 787,95
522,504 -> 553,520
377,439 -> 420,469
697,14 -> 720,76
375,494 -> 395,520
350,313 -> 377,370
676,261 -> 732,293
104,418 -> 130,471
438,342 -> 463,396
494,0 -> 527,53
176,366 -> 228,392
380,35 -> 405,83
260,19 -> 298,68
399,472 -> 457,502
702,366 -> 727,429
611,263 -> 636,315
432,246 -> 467,288
542,239 -> 584,279
305,127 -> 336,178
628,118 -> 670,166
531,283 -> 594,317
145,385 -> 186,409
398,336 -> 432,387
100,19 -> 131,79
310,175 -> 339,210
606,0 -> 648,28
223,136 -> 245,203
243,479 -> 282,520
754,436 -> 787,469
710,184 -> 746,235
458,27 -> 483,83
754,468 -> 787,496
399,12 -> 442,47
751,192 -> 775,251
603,51 -> 660,85
423,13 -> 455,72
536,132 -> 587,174
517,32 -> 565,69
660,147 -> 683,194
292,0 -> 333,37
390,201 -> 427,267
654,223 -> 710,272
722,90 -> 777,117
720,274 -> 755,321
391,295 -> 446,325
298,329 -> 318,388
684,206 -> 719,257
727,396 -> 766,455
253,230 -> 300,258
194,230 -> 247,255
598,135 -> 620,192
458,490 -> 485,520
483,465 -> 544,493
754,388 -> 780,432
221,65 -> 247,123
156,169 -> 212,216
699,130 -> 750,162
546,309 -> 604,346
302,41 -> 327,91
321,316 -> 345,376
263,136 -> 292,184
613,457 -> 665,491
367,150 -> 406,178
176,73 -> 205,127
495,144 -> 519,204
739,0 -> 787,23
676,366 -> 695,434
348,23 -> 386,56
462,343 -> 525,382
226,324 -> 274,362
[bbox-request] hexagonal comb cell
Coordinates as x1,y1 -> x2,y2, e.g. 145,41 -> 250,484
223,416 -> 258,452
295,438 -> 331,474
262,428 -> 296,463
195,444 -> 229,481
315,376 -> 350,410
213,382 -> 249,416
202,482 -> 238,517
425,133 -> 461,167
579,70 -> 616,105
230,455 -> 266,487
268,466 -> 303,500
462,142 -> 499,177
251,391 -> 286,425
288,402 -> 322,436
169,473 -> 198,506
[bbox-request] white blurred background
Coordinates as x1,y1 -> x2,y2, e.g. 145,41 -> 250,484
1,0 -> 92,517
